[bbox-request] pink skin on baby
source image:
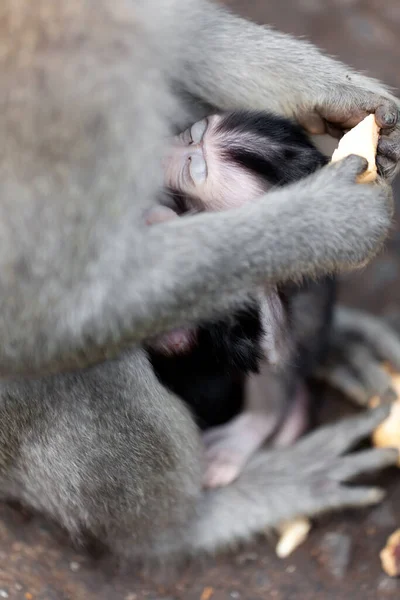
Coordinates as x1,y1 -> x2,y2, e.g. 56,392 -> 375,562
164,115 -> 269,211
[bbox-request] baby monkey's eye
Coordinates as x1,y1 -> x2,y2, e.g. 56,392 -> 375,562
189,154 -> 207,185
190,119 -> 208,144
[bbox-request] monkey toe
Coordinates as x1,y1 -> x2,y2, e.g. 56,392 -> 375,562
331,448 -> 399,482
296,405 -> 391,459
318,486 -> 386,514
203,451 -> 242,489
203,461 -> 240,489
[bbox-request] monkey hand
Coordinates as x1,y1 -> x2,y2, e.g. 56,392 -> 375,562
297,81 -> 400,182
243,406 -> 398,524
286,155 -> 393,272
315,307 -> 400,407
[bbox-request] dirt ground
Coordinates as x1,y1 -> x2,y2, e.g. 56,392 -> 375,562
1,1 -> 400,598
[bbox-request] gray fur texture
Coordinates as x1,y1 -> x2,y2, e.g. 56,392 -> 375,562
0,0 -> 399,563
0,350 -> 397,561
0,0 -> 397,376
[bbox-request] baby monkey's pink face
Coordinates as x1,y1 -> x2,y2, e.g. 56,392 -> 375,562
164,115 -> 269,212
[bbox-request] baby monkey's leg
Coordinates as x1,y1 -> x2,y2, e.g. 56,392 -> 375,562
202,370 -> 311,487
202,293 -> 298,488
272,380 -> 310,447
202,357 -> 286,488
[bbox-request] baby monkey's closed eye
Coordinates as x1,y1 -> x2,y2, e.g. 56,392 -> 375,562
190,118 -> 208,144
189,154 -> 207,184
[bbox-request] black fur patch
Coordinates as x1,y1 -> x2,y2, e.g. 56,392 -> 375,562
148,303 -> 264,429
216,110 -> 328,186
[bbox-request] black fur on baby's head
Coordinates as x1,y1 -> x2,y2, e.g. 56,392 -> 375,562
215,110 -> 328,187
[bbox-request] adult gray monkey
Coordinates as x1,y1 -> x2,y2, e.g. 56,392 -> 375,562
0,0 -> 399,565
0,0 -> 398,377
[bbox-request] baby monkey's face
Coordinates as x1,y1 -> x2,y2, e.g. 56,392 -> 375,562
164,115 -> 269,212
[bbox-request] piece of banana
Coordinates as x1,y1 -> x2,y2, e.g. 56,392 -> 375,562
331,114 -> 380,183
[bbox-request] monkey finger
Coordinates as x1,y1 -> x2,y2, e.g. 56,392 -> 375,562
324,123 -> 345,140
378,136 -> 400,162
315,363 -> 373,407
330,154 -> 369,179
318,93 -> 398,131
298,112 -> 361,139
322,486 -> 386,512
298,485 -> 385,519
330,448 -> 398,482
334,307 -> 400,371
377,158 -> 398,183
377,133 -> 400,181
297,111 -> 327,136
316,108 -> 368,131
297,485 -> 385,522
340,342 -> 395,400
296,405 -> 391,458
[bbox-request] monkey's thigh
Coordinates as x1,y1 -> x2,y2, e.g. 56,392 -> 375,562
0,349 -> 203,560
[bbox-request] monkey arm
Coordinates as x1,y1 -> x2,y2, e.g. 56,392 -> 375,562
180,1 -> 400,181
1,350 -> 396,559
0,0 -> 393,377
0,157 -> 391,377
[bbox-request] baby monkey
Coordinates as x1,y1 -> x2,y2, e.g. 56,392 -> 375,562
147,111 -> 334,488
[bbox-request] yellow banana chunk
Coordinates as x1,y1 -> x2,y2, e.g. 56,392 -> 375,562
331,114 -> 380,183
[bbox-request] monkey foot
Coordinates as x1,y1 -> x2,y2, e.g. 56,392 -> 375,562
202,450 -> 244,488
316,307 -> 400,406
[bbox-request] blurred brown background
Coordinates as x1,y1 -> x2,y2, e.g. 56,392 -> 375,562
1,1 -> 400,599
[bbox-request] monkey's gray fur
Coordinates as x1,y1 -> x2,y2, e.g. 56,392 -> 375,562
0,0 -> 399,563
0,351 -> 397,561
0,0 -> 398,377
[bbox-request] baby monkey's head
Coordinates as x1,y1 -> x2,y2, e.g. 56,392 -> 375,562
164,110 -> 328,212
